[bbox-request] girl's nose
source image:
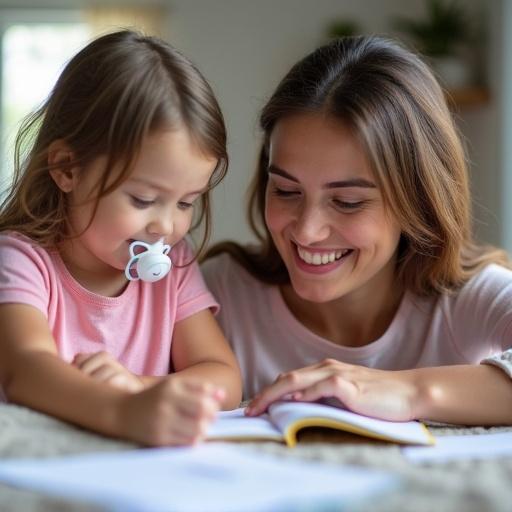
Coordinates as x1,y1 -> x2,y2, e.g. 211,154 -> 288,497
147,214 -> 174,238
293,205 -> 330,245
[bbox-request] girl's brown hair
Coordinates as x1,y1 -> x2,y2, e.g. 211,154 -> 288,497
207,35 -> 508,296
0,30 -> 228,257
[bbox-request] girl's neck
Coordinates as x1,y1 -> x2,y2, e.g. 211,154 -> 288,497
280,271 -> 404,348
58,240 -> 128,297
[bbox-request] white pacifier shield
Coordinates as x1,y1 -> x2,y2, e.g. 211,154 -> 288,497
136,252 -> 172,282
125,238 -> 172,283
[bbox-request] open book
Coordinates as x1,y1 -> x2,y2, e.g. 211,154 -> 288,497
207,401 -> 435,447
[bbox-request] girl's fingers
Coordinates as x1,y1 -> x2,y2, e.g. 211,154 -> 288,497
176,393 -> 221,421
74,352 -> 112,374
109,373 -> 143,392
72,352 -> 93,367
89,365 -> 118,381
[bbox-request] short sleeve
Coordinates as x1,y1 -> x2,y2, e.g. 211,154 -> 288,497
451,264 -> 512,357
0,234 -> 51,317
172,240 -> 219,322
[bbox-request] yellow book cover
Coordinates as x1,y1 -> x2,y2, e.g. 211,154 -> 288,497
207,401 -> 435,447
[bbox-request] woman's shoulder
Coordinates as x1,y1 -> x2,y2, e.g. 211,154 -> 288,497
439,263 -> 512,320
462,263 -> 512,294
202,251 -> 254,280
201,251 -> 265,293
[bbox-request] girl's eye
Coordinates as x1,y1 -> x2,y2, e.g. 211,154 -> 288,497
333,199 -> 365,211
130,196 -> 155,209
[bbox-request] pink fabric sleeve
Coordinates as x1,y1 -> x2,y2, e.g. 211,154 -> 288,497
450,265 -> 512,359
0,235 -> 50,316
173,241 -> 219,323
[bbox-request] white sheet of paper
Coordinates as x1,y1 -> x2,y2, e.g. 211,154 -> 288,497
0,444 -> 397,512
402,431 -> 512,463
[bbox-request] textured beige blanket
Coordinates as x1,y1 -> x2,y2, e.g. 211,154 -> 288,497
1,403 -> 512,511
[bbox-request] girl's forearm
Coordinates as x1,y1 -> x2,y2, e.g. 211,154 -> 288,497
407,364 -> 512,425
4,350 -> 129,437
174,361 -> 242,409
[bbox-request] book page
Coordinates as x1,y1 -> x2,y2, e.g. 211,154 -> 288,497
268,401 -> 434,446
207,407 -> 283,441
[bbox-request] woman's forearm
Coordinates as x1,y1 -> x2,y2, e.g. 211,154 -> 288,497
409,364 -> 512,425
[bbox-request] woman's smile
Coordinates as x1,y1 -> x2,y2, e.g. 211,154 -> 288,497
293,242 -> 354,275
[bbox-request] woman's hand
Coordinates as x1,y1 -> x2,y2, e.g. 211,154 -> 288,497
73,351 -> 144,393
118,376 -> 225,446
246,359 -> 420,421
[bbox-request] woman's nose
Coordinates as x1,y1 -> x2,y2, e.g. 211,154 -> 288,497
293,204 -> 330,244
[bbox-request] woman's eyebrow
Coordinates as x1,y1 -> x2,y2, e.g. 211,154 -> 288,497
268,164 -> 376,189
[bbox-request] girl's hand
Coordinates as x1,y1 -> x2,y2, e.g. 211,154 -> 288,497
73,351 -> 144,393
118,376 -> 225,446
246,359 -> 419,421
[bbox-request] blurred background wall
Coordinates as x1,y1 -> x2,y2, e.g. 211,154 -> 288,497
0,0 -> 509,250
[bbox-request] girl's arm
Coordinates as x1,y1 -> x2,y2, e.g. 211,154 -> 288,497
72,309 -> 243,407
246,359 -> 512,425
170,308 -> 242,410
0,304 -> 223,445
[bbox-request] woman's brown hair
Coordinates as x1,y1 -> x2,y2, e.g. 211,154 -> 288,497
207,35 -> 508,295
0,29 -> 228,258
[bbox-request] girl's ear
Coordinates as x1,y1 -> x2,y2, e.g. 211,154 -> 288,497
48,139 -> 78,193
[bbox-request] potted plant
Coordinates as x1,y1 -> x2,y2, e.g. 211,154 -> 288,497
394,0 -> 474,89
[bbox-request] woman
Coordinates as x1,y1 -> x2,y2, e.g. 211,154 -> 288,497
202,35 -> 512,425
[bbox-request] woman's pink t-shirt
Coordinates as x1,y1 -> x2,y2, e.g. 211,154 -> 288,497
202,253 -> 512,400
0,233 -> 218,376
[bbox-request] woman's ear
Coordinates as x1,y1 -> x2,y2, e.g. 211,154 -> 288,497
48,139 -> 78,193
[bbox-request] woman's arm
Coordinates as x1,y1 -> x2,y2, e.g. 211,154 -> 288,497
0,304 -> 223,445
246,358 -> 512,425
171,309 -> 242,410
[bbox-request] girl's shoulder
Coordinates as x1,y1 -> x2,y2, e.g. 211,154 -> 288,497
0,231 -> 52,260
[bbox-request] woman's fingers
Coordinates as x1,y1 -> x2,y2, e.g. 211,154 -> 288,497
246,371 -> 309,415
246,362 -> 359,416
293,375 -> 357,406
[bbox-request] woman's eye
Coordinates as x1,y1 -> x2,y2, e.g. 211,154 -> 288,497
333,199 -> 365,211
272,187 -> 300,197
177,201 -> 194,210
130,196 -> 155,209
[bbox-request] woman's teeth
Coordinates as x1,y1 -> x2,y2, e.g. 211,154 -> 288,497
297,247 -> 351,265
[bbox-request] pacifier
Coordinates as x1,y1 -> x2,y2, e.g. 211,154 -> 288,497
125,238 -> 172,283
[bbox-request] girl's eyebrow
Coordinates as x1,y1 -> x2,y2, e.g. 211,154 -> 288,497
268,164 -> 376,189
130,177 -> 207,196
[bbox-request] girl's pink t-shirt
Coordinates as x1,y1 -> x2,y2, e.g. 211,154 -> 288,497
0,233 -> 218,376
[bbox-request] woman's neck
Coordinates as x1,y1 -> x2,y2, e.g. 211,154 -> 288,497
280,271 -> 404,348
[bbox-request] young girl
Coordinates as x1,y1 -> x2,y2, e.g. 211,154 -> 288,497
0,30 -> 241,446
202,35 -> 512,426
